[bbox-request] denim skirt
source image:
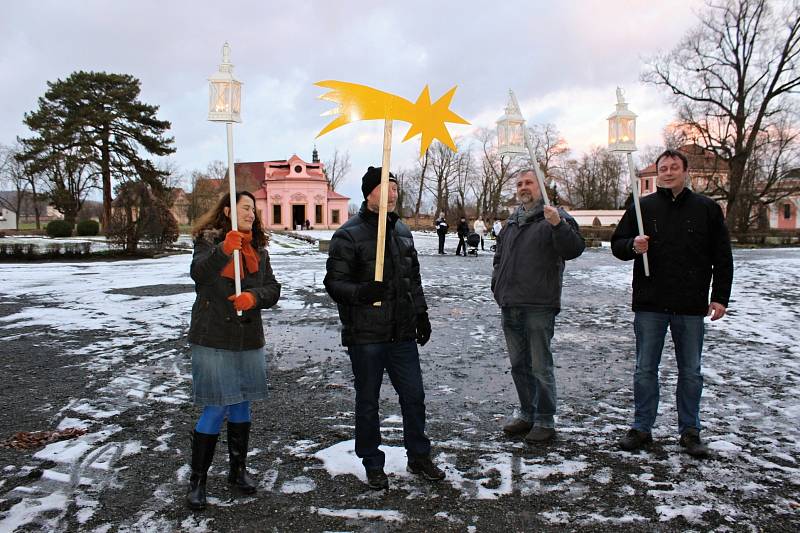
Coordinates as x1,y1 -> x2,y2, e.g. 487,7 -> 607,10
191,344 -> 268,406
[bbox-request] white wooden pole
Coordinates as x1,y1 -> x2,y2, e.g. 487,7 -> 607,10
522,126 -> 551,206
626,152 -> 650,277
226,122 -> 243,314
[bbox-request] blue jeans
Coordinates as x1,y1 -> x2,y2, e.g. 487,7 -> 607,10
501,307 -> 557,428
347,341 -> 431,470
632,311 -> 705,434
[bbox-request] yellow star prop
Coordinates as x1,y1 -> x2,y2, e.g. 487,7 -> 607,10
315,80 -> 470,156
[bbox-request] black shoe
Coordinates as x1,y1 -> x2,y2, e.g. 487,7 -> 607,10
227,422 -> 257,494
619,429 -> 653,451
187,431 -> 218,510
502,418 -> 532,436
407,457 -> 446,481
366,468 -> 389,490
679,428 -> 710,458
524,426 -> 556,443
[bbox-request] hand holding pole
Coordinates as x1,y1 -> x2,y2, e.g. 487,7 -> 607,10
626,152 -> 650,277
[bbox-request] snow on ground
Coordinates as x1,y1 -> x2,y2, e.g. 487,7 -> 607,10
0,234 -> 798,530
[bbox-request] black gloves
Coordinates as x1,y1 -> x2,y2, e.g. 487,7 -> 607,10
357,280 -> 386,304
416,311 -> 432,346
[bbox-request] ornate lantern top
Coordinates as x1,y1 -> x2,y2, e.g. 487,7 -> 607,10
496,89 -> 526,156
607,87 -> 637,152
208,42 -> 242,123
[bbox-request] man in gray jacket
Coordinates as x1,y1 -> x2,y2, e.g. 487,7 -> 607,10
492,170 -> 585,443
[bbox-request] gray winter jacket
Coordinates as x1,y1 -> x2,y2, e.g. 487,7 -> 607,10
491,202 -> 585,310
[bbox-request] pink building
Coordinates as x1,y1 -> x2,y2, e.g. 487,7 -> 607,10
235,152 -> 350,231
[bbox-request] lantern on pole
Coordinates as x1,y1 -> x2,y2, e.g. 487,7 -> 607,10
607,87 -> 649,276
208,42 -> 245,309
496,89 -> 550,205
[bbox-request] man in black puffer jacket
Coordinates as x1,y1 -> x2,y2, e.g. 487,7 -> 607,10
612,149 -> 733,459
324,166 -> 444,490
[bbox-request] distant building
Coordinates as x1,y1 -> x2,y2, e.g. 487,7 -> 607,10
637,144 -> 799,230
236,151 -> 350,230
169,188 -> 190,226
569,210 -> 625,227
0,204 -> 17,230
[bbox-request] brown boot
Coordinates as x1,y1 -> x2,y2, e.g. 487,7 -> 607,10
502,418 -> 532,435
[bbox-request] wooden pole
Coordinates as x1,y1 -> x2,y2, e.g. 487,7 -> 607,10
226,122 -> 243,315
373,119 -> 393,307
627,152 -> 650,277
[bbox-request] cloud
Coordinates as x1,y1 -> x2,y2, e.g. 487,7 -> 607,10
0,0 -> 703,202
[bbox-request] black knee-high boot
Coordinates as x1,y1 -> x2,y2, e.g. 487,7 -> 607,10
187,431 -> 218,510
227,421 -> 257,494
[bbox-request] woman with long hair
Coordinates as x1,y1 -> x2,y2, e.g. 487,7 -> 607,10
185,190 -> 281,510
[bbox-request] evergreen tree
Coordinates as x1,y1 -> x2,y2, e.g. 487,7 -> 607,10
18,71 -> 175,230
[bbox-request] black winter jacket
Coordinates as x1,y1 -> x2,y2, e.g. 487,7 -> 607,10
188,229 -> 281,350
457,220 -> 470,237
324,203 -> 427,346
611,187 -> 733,315
492,203 -> 585,310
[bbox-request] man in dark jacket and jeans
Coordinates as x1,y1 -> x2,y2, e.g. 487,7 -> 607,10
612,149 -> 733,458
492,169 -> 585,444
324,166 -> 444,490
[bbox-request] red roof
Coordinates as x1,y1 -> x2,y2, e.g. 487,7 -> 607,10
327,189 -> 349,200
638,144 -> 728,177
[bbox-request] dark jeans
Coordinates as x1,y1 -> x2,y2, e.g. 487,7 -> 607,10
437,234 -> 446,254
456,235 -> 466,255
632,311 -> 705,434
501,307 -> 557,428
479,235 -> 484,250
347,341 -> 431,470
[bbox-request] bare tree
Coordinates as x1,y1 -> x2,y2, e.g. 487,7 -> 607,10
0,144 -> 29,229
452,146 -> 475,216
474,128 -> 517,219
324,148 -> 351,191
427,141 -> 459,217
562,147 -> 625,209
643,0 -> 800,232
411,149 -> 430,224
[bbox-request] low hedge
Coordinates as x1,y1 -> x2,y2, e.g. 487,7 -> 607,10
46,220 -> 73,238
76,219 -> 100,236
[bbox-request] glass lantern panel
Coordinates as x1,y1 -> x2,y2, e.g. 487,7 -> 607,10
510,123 -> 523,147
231,84 -> 241,114
498,124 -> 508,147
211,81 -> 231,113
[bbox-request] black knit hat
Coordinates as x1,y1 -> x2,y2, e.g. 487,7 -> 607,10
361,166 -> 397,199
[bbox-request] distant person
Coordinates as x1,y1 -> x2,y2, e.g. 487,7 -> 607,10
304,219 -> 311,230
186,191 -> 281,510
492,218 -> 503,239
434,212 -> 449,254
473,217 -> 487,251
612,149 -> 733,458
456,216 -> 469,256
492,170 -> 585,444
324,166 -> 444,490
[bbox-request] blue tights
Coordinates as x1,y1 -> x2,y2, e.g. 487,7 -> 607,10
195,401 -> 250,435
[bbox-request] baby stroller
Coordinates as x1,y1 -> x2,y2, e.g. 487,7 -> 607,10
466,232 -> 481,256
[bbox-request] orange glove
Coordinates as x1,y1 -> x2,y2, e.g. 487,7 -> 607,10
222,230 -> 245,256
228,291 -> 257,312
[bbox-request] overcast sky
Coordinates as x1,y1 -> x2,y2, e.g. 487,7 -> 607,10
1,0 -> 704,201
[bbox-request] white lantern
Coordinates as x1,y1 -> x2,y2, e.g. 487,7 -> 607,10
607,87 -> 637,152
496,89 -> 526,155
208,42 -> 242,123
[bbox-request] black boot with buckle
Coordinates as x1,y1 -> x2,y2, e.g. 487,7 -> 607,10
187,431 -> 218,511
227,421 -> 257,494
